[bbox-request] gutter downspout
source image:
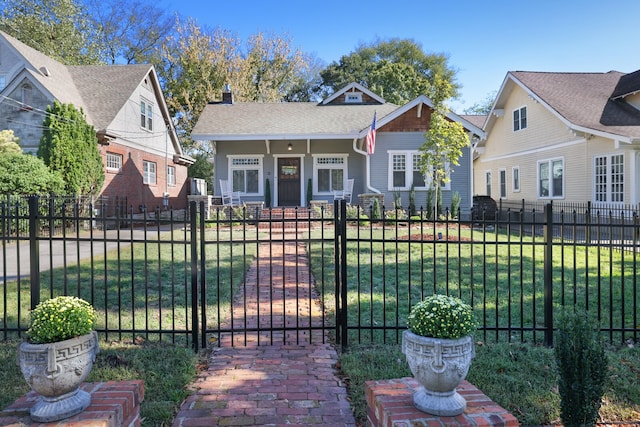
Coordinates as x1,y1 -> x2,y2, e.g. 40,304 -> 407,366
353,138 -> 381,194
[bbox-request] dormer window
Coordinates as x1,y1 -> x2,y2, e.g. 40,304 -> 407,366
345,92 -> 362,103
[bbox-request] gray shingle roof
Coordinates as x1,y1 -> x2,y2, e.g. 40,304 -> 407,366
192,102 -> 399,140
1,30 -> 87,114
511,71 -> 640,139
68,64 -> 151,131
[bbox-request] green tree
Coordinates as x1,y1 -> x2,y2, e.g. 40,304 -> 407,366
419,77 -> 470,218
38,101 -> 104,196
159,19 -> 235,150
0,0 -> 102,65
463,90 -> 497,115
0,130 -> 21,154
187,152 -> 215,192
0,152 -> 64,194
320,38 -> 459,104
159,19 -> 311,151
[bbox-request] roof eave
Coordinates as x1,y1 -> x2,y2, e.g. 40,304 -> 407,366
191,133 -> 361,141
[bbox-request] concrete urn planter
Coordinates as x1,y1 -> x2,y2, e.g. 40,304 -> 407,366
401,329 -> 475,416
18,331 -> 99,422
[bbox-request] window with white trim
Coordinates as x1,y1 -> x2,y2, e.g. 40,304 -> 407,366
314,155 -> 346,193
143,160 -> 156,185
594,154 -> 624,203
485,171 -> 491,197
106,152 -> 122,172
538,158 -> 563,198
345,92 -> 362,103
512,167 -> 520,192
230,156 -> 262,194
388,151 -> 446,191
140,99 -> 153,131
513,106 -> 527,131
167,166 -> 176,187
412,154 -> 426,188
499,169 -> 507,199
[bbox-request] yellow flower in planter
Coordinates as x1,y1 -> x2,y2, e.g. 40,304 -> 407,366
27,296 -> 97,344
407,294 -> 477,339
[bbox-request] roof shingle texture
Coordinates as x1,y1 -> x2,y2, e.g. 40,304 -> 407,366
192,102 -> 398,138
511,71 -> 640,139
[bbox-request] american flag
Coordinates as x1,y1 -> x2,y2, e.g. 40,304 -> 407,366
366,112 -> 376,155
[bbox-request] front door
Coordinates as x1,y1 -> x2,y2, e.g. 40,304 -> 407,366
277,157 -> 301,206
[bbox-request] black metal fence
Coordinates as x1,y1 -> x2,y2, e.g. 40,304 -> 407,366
1,196 -> 638,349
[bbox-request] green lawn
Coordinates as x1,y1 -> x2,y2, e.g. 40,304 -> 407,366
309,223 -> 639,345
1,221 -> 639,426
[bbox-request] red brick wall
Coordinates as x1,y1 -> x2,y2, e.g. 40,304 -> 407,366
99,142 -> 189,212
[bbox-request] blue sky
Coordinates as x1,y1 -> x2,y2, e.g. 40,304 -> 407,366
167,0 -> 640,112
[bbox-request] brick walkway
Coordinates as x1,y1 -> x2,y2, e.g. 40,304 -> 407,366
172,232 -> 356,427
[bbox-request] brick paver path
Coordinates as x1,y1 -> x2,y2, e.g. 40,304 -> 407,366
172,232 -> 356,427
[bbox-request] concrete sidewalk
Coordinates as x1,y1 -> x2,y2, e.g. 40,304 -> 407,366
172,234 -> 356,427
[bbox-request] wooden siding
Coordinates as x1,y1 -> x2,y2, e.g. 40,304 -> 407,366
475,84 -> 637,204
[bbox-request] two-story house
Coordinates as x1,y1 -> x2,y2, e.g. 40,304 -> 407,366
0,30 -> 193,211
475,70 -> 640,207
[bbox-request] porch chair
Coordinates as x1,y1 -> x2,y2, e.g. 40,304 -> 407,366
333,178 -> 354,204
219,179 -> 241,207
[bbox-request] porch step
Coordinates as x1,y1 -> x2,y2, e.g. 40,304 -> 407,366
258,207 -> 312,230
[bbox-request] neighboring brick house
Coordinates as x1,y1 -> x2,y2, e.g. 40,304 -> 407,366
192,82 -> 485,218
0,30 -> 193,211
474,70 -> 640,206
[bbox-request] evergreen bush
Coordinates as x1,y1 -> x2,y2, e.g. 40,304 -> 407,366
555,308 -> 608,427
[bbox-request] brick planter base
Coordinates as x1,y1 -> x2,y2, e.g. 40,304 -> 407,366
366,378 -> 518,427
0,381 -> 144,427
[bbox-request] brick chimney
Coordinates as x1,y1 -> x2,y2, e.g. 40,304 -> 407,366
222,84 -> 233,104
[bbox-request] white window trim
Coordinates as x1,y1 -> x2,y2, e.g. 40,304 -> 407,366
228,155 -> 264,196
312,154 -> 348,195
499,168 -> 507,199
345,92 -> 362,103
513,105 -> 527,132
143,160 -> 156,185
387,150 -> 450,191
106,152 -> 122,172
537,157 -> 564,199
140,98 -> 153,131
485,170 -> 492,197
167,165 -> 176,187
593,153 -> 624,205
512,166 -> 520,192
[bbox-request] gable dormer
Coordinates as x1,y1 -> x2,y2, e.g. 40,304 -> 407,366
321,82 -> 385,106
611,69 -> 640,110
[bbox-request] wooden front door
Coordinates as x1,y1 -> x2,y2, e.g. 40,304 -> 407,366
277,158 -> 301,206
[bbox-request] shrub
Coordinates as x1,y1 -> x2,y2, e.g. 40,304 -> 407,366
27,296 -> 97,344
265,178 -> 271,207
371,198 -> 382,220
555,309 -> 608,427
407,294 -> 477,339
409,185 -> 416,216
0,153 -> 64,195
451,191 -> 461,218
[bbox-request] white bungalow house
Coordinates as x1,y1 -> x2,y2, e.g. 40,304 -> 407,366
474,70 -> 640,207
192,83 -> 485,218
0,30 -> 193,211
